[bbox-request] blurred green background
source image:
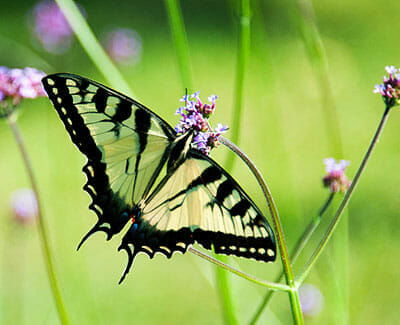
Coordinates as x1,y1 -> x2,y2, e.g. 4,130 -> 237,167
1,0 -> 400,324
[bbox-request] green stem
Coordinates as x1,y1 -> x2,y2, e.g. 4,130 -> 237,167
215,255 -> 239,325
298,106 -> 392,284
7,114 -> 70,325
55,0 -> 133,96
219,137 -> 304,324
164,0 -> 193,90
294,1 -> 348,321
249,193 -> 335,324
188,247 -> 290,292
224,0 -> 251,172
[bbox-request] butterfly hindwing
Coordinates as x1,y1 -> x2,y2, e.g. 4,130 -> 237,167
42,73 -> 175,244
118,149 -> 276,281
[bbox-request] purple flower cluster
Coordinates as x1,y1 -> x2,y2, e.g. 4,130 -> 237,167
374,66 -> 400,108
175,92 -> 228,155
322,158 -> 351,193
104,28 -> 142,65
32,1 -> 73,54
0,67 -> 46,106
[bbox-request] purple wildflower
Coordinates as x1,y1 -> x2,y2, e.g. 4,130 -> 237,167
10,188 -> 38,225
174,91 -> 228,155
374,65 -> 400,108
299,284 -> 324,317
322,158 -> 351,193
0,66 -> 46,117
31,1 -> 74,54
104,28 -> 142,65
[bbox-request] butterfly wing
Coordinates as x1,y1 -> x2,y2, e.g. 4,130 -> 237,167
42,73 -> 175,245
118,149 -> 276,282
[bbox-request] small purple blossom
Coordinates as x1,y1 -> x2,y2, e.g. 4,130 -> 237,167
10,188 -> 38,225
214,123 -> 229,134
104,28 -> 142,65
174,91 -> 228,155
0,67 -> 46,117
31,1 -> 74,54
374,65 -> 400,108
322,158 -> 351,193
299,284 -> 324,317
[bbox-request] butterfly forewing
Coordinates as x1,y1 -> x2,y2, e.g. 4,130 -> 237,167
42,73 -> 174,242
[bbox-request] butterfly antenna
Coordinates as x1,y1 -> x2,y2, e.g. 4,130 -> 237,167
118,244 -> 135,284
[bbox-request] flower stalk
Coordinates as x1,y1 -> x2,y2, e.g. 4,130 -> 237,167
219,136 -> 304,324
249,193 -> 335,324
7,114 -> 70,325
188,247 -> 290,292
298,105 -> 392,284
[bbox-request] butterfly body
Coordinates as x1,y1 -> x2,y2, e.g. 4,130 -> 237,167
42,73 -> 276,283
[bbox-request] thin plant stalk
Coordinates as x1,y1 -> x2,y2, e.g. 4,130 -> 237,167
298,106 -> 392,284
55,0 -> 133,97
7,113 -> 70,325
224,0 -> 251,172
249,193 -> 335,324
219,137 -> 304,324
294,1 -> 348,321
188,247 -> 290,292
164,0 -> 193,90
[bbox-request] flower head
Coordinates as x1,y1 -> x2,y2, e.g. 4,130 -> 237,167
174,91 -> 228,155
0,66 -> 46,117
31,1 -> 74,54
10,188 -> 38,225
104,28 -> 142,65
322,158 -> 351,193
299,284 -> 324,317
373,65 -> 400,108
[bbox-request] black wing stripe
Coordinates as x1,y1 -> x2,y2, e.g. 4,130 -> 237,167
145,165 -> 223,212
230,199 -> 251,217
132,109 -> 151,198
93,88 -> 108,112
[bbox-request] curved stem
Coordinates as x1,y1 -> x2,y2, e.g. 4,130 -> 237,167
298,106 -> 392,284
219,137 -> 304,324
249,192 -> 335,324
188,247 -> 290,292
7,114 -> 69,325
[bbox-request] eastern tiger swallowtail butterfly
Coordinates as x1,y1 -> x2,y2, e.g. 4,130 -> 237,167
41,73 -> 276,283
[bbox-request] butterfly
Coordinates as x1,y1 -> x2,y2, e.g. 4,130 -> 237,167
42,73 -> 276,283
